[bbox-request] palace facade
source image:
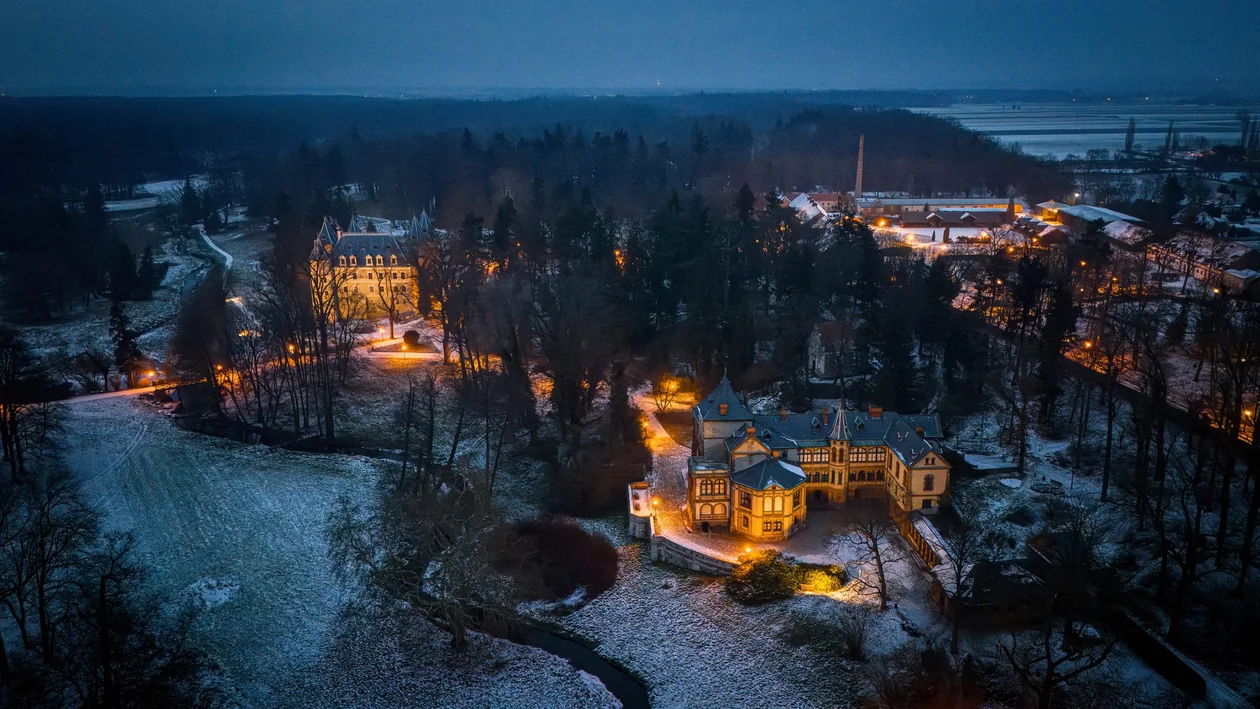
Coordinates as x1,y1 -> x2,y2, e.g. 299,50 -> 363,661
686,378 -> 951,541
308,214 -> 429,317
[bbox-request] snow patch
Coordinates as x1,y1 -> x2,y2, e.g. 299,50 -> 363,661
187,577 -> 239,609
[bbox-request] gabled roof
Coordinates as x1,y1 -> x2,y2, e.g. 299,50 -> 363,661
694,377 -> 755,422
726,412 -> 833,452
730,459 -> 807,491
832,410 -> 944,466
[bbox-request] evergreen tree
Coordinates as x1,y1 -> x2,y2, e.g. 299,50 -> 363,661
107,241 -> 138,301
110,301 -> 143,388
492,195 -> 518,268
737,183 -> 756,222
1037,282 -> 1079,422
180,178 -> 201,226
136,244 -> 159,299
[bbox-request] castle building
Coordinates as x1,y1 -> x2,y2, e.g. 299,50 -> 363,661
308,214 -> 430,319
687,378 -> 950,541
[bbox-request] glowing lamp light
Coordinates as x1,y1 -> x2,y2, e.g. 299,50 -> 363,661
287,344 -> 296,353
146,370 -> 156,377
1083,341 -> 1093,349
744,547 -> 752,553
215,364 -> 223,371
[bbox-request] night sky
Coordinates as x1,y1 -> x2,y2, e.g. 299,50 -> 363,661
4,0 -> 1259,94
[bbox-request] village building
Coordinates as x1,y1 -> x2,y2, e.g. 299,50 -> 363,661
308,213 -> 431,317
859,197 -> 1026,221
1147,230 -> 1260,293
686,378 -> 951,541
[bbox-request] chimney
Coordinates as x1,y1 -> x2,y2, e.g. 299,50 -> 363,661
823,409 -> 830,424
780,409 -> 787,422
915,426 -> 924,436
868,404 -> 883,419
855,134 -> 865,200
719,403 -> 728,416
745,425 -> 755,436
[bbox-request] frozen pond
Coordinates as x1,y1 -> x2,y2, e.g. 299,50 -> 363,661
913,103 -> 1260,160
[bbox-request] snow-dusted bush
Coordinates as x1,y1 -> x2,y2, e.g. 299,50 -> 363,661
725,550 -> 798,604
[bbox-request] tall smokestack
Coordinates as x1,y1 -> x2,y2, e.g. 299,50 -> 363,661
855,134 -> 865,202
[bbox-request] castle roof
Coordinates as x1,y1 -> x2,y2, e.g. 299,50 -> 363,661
694,377 -> 755,422
725,412 -> 832,451
730,458 -> 807,491
832,410 -> 943,466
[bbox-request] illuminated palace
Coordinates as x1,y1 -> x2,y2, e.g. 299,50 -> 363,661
308,214 -> 429,317
687,378 -> 951,541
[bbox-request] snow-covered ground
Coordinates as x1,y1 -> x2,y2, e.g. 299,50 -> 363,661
62,395 -> 623,707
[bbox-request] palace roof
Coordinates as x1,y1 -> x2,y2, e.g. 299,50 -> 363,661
724,412 -> 832,451
730,458 -> 807,491
694,377 -> 755,422
832,410 -> 943,466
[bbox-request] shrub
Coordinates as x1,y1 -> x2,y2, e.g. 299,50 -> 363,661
402,329 -> 421,347
725,550 -> 798,604
497,521 -> 619,602
796,562 -> 846,593
834,605 -> 875,660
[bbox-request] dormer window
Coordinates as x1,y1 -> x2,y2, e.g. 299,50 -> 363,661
375,255 -> 383,267
349,256 -> 357,267
338,256 -> 346,267
389,255 -> 398,266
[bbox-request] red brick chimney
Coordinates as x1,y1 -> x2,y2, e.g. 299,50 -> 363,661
780,409 -> 787,422
868,404 -> 883,419
745,425 -> 755,436
822,409 -> 830,424
719,403 -> 728,416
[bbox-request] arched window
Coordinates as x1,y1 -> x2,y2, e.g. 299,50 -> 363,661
713,503 -> 726,517
390,254 -> 398,266
375,255 -> 383,266
700,504 -> 712,517
923,474 -> 935,492
348,256 -> 357,267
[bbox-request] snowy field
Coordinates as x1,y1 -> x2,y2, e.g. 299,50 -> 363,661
914,103 -> 1260,160
61,395 -> 623,708
104,176 -> 208,212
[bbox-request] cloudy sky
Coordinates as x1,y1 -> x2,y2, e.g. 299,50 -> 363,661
3,0 -> 1259,94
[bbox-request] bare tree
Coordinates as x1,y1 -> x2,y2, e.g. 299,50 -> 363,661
648,376 -> 680,412
841,507 -> 905,611
997,619 -> 1117,709
940,504 -> 988,656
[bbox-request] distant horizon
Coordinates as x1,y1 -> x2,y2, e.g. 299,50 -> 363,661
3,84 -> 1260,102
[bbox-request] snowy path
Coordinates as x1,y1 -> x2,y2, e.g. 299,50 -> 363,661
199,225 -> 234,270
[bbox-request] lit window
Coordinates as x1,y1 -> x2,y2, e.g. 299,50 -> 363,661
741,515 -> 749,528
763,521 -> 772,532
773,520 -> 782,531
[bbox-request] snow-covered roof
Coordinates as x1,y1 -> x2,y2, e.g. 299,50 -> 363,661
729,458 -> 806,491
1102,220 -> 1150,246
1058,204 -> 1142,225
694,377 -> 756,423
